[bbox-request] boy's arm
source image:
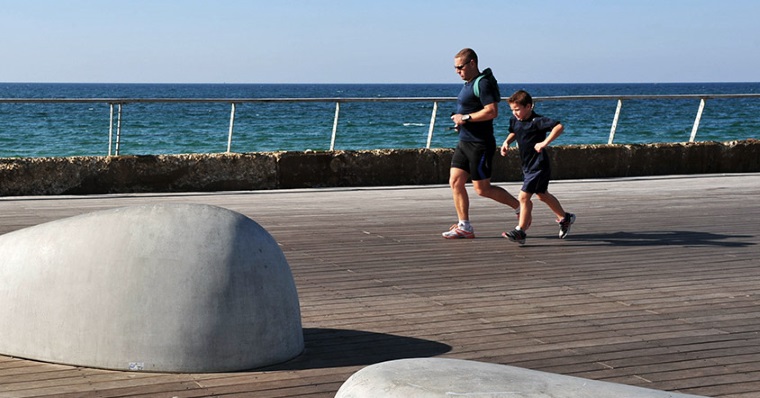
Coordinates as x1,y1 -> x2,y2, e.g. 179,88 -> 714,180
535,123 -> 564,153
500,132 -> 516,156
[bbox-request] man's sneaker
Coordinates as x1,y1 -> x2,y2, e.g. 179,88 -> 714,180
442,224 -> 475,239
558,213 -> 576,239
502,228 -> 527,244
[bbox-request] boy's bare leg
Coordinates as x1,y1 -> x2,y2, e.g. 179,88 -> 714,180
518,190 -> 533,230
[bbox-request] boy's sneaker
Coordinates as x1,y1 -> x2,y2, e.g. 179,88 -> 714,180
502,228 -> 527,244
558,213 -> 576,239
442,224 -> 475,239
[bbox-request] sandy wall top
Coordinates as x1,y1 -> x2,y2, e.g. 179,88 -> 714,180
0,140 -> 758,196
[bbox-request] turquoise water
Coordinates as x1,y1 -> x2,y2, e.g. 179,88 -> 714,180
0,83 -> 758,158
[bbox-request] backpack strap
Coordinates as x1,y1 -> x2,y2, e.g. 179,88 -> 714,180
473,68 -> 501,101
473,74 -> 485,98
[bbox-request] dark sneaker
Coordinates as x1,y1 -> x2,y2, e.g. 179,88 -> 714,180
558,213 -> 576,239
502,228 -> 527,244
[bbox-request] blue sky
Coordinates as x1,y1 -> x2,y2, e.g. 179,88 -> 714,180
1,0 -> 758,84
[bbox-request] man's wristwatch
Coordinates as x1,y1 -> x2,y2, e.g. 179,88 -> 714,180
462,114 -> 471,122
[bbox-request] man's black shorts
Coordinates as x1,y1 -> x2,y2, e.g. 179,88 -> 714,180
451,140 -> 496,181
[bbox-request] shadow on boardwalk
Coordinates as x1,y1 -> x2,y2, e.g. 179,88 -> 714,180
262,328 -> 452,371
573,231 -> 755,247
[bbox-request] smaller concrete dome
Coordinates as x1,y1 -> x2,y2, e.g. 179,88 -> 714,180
0,204 -> 303,372
335,358 -> 707,398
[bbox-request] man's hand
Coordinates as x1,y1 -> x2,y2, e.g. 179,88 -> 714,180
451,113 -> 467,126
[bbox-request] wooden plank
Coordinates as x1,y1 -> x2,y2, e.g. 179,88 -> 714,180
0,173 -> 758,397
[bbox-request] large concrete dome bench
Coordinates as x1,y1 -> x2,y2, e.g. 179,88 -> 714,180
335,358 -> 708,398
0,203 -> 303,372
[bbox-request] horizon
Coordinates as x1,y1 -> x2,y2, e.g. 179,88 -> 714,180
2,81 -> 759,86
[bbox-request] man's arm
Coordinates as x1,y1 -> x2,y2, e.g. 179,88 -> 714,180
452,102 -> 499,126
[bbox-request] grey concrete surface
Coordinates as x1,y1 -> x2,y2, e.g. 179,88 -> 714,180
335,358 -> 709,398
0,203 -> 304,372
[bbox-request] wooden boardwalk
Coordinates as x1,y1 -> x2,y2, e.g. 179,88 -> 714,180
1,173 -> 758,398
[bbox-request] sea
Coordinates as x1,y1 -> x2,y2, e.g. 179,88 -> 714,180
0,82 -> 758,158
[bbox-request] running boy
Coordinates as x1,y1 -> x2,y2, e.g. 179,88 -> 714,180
500,90 -> 575,244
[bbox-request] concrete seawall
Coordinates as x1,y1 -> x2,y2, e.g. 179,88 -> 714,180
1,139 -> 758,196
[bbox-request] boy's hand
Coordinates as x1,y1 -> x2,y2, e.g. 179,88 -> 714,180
535,141 -> 548,153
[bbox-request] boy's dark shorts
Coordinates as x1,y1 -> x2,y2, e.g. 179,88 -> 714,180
522,169 -> 551,193
451,140 -> 495,181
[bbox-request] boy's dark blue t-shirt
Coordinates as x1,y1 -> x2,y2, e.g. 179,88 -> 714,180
509,112 -> 560,173
456,71 -> 500,143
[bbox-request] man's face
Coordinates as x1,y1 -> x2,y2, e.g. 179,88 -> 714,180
510,102 -> 533,121
454,56 -> 476,81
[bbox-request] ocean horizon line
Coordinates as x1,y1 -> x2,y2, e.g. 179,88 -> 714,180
2,81 -> 759,87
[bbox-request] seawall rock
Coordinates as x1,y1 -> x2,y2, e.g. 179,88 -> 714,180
0,140 -> 757,196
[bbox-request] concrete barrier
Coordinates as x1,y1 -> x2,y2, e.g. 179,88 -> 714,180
0,140 -> 757,196
335,358 -> 708,398
0,204 -> 304,372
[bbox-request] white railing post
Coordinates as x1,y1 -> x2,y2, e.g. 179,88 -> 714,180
426,101 -> 438,148
608,99 -> 623,144
227,102 -> 236,153
108,103 -> 114,156
330,102 -> 340,151
115,103 -> 123,156
690,98 -> 706,142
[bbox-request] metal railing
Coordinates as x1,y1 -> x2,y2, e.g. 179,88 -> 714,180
2,94 -> 758,156
532,94 -> 760,144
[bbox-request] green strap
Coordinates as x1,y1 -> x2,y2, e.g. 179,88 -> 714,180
473,74 -> 485,98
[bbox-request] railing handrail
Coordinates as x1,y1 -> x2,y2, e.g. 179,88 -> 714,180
538,93 -> 760,100
2,93 -> 759,104
0,97 -> 460,103
1,93 -> 758,156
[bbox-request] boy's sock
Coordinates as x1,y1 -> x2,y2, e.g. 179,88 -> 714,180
459,220 -> 472,231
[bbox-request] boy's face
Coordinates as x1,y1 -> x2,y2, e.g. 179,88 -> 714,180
509,102 -> 533,121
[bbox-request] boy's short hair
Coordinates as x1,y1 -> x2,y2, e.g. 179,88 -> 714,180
455,48 -> 478,65
508,90 -> 533,106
